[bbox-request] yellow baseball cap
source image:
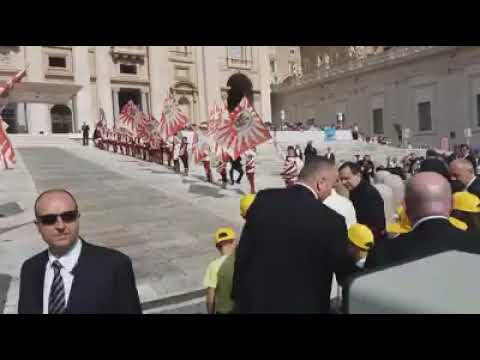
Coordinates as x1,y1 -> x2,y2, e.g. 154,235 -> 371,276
214,227 -> 236,245
453,192 -> 480,213
240,193 -> 256,218
387,206 -> 412,234
348,224 -> 374,251
387,206 -> 468,232
448,216 -> 468,231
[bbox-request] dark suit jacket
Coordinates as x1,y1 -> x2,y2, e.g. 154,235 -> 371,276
18,239 -> 142,314
365,218 -> 480,270
467,177 -> 480,198
325,152 -> 335,163
465,155 -> 477,174
349,180 -> 386,239
232,185 -> 357,314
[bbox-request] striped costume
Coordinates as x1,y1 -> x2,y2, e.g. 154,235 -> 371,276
281,156 -> 303,187
245,151 -> 256,194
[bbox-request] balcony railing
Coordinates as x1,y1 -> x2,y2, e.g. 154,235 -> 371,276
272,46 -> 458,92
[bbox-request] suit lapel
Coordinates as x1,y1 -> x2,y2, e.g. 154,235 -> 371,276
33,251 -> 48,314
65,239 -> 93,314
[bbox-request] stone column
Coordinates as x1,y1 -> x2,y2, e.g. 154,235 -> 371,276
200,46 -> 223,112
148,46 -> 173,119
195,47 -> 208,122
258,46 -> 272,123
73,46 -> 93,133
95,46 -> 114,128
141,90 -> 148,113
112,89 -> 120,124
25,46 -> 50,134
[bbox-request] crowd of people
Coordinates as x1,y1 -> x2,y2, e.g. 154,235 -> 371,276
92,123 -> 258,194
17,130 -> 480,314
202,141 -> 480,314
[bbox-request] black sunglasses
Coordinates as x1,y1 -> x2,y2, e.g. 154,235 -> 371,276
36,210 -> 80,225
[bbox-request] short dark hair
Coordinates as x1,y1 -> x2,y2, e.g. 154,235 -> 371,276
298,156 -> 334,181
34,189 -> 78,218
339,161 -> 362,175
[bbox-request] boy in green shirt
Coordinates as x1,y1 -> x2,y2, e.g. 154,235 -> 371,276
203,227 -> 236,314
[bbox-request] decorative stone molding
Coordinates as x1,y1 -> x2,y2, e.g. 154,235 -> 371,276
110,46 -> 146,63
273,46 -> 459,93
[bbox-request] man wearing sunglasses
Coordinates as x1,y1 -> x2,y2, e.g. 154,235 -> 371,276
18,189 -> 142,314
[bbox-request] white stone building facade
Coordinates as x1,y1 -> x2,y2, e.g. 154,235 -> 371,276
271,46 -> 480,147
0,46 -> 276,134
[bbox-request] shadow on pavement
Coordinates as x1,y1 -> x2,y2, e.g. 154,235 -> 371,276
188,184 -> 225,198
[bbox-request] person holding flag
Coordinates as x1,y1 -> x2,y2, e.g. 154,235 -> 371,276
245,148 -> 257,194
179,136 -> 189,176
216,149 -> 230,189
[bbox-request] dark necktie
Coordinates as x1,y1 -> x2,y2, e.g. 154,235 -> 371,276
48,260 -> 66,314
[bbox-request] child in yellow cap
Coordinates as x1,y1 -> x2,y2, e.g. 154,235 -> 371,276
451,191 -> 480,234
240,193 -> 256,219
347,223 -> 374,269
203,227 -> 236,314
387,204 -> 468,237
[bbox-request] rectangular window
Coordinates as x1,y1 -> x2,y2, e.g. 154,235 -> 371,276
477,94 -> 480,126
48,56 -> 66,68
418,101 -> 432,131
120,64 -> 137,75
229,46 -> 243,59
372,108 -> 383,134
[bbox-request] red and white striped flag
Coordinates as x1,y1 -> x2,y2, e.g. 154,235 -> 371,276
118,100 -> 141,137
192,126 -> 212,163
0,109 -> 16,170
213,97 -> 271,159
0,68 -> 27,98
157,91 -> 189,141
137,113 -> 160,142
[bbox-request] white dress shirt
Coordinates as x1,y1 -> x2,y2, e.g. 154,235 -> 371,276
43,239 -> 82,314
324,189 -> 358,228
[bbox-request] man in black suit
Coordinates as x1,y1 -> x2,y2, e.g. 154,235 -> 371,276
304,140 -> 317,164
18,189 -> 142,314
324,146 -> 335,163
229,156 -> 244,185
365,172 -> 480,270
81,122 -> 90,146
232,156 -> 357,314
339,161 -> 386,240
449,158 -> 480,198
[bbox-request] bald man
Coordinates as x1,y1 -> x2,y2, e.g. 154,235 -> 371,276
233,156 -> 357,313
18,189 -> 142,314
365,172 -> 480,269
449,158 -> 480,198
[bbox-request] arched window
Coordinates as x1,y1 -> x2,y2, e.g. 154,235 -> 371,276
178,96 -> 191,121
50,105 -> 72,133
226,73 -> 253,112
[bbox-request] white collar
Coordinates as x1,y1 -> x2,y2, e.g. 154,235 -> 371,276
411,216 -> 449,231
355,257 -> 366,269
48,238 -> 82,273
296,182 -> 318,200
466,176 -> 477,190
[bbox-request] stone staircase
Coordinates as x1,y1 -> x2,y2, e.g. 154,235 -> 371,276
267,139 -> 426,168
9,134 -> 84,148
